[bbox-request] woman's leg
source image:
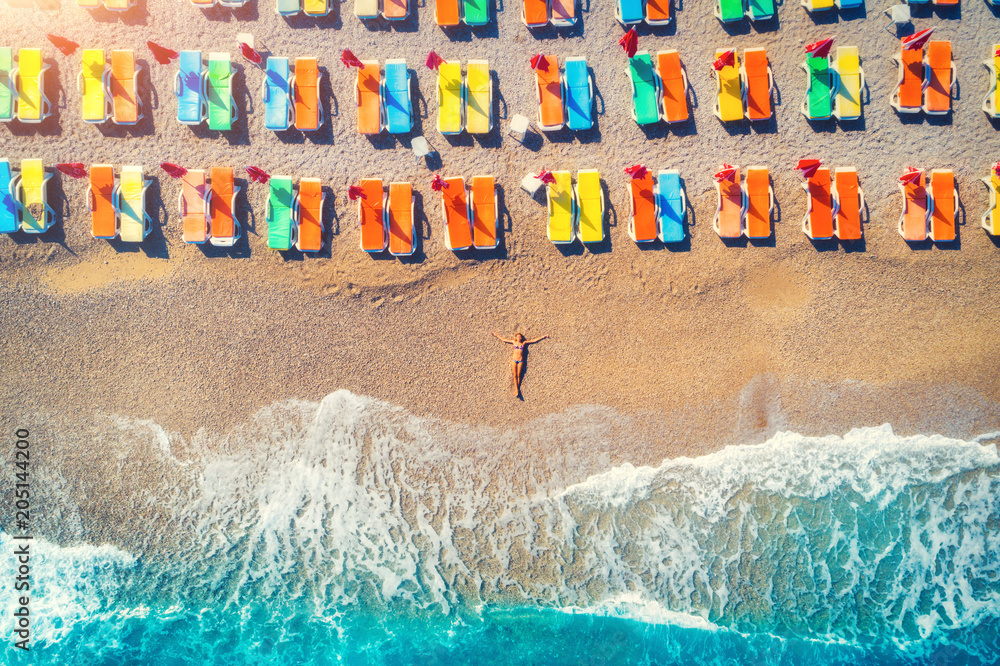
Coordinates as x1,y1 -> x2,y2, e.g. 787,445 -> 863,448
510,361 -> 519,396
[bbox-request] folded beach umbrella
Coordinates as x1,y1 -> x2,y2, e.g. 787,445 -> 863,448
994,161 -> 1000,178
899,167 -> 922,185
56,163 -> 88,179
902,28 -> 935,51
530,54 -> 550,72
713,50 -> 736,71
161,162 -> 189,178
348,184 -> 367,200
47,34 -> 79,56
714,163 -> 737,182
426,51 -> 445,70
624,164 -> 648,179
536,170 -> 556,184
794,158 -> 822,178
804,37 -> 834,59
238,42 -> 262,66
341,49 -> 364,69
245,166 -> 270,184
619,28 -> 638,59
431,174 -> 449,192
147,41 -> 179,65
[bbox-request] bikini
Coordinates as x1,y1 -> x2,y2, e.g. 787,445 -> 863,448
514,344 -> 524,364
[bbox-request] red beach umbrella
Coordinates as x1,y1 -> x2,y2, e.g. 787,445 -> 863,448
430,175 -> 449,192
536,170 -> 556,185
348,185 -> 367,201
245,166 -> 271,184
147,41 -> 179,65
713,164 -> 737,182
619,28 -> 638,59
341,49 -> 364,69
994,161 -> 1000,178
55,163 -> 87,179
713,50 -> 736,71
46,34 -> 79,56
794,159 -> 822,179
902,28 -> 935,51
804,37 -> 834,59
624,164 -> 648,180
530,54 -> 549,72
899,167 -> 922,185
160,162 -> 188,179
425,51 -> 445,70
238,42 -> 262,66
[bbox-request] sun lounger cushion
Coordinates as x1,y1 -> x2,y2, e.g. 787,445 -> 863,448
207,53 -> 234,131
646,0 -> 670,23
384,0 -> 408,18
576,170 -> 603,243
630,54 -> 659,126
17,49 -> 44,122
658,51 -> 688,123
277,0 -> 300,14
388,182 -> 414,255
984,172 -> 1000,236
384,60 -> 412,134
717,0 -> 743,21
464,0 -> 488,24
656,170 -> 684,243
834,168 -> 861,241
297,178 -> 322,251
294,57 -> 321,131
357,61 -> 381,134
471,175 -> 497,248
119,165 -> 146,242
897,48 -> 923,111
81,49 -> 107,123
303,0 -> 327,14
744,166 -> 770,238
437,61 -> 463,134
443,177 -> 471,250
0,161 -> 16,233
716,51 -> 743,122
805,56 -> 832,119
264,57 -> 291,131
436,0 -> 460,25
548,171 -> 574,243
104,0 -> 130,8
988,45 -> 1000,117
177,51 -> 204,125
267,177 -> 294,250
747,0 -> 774,19
524,0 -> 547,25
835,47 -> 862,121
630,171 -> 657,242
536,55 -> 563,130
805,168 -> 834,239
552,0 -> 575,23
210,167 -> 236,241
77,0 -> 102,7
716,168 -> 742,238
0,48 -> 13,122
619,0 -> 643,23
564,58 -> 592,131
181,169 -> 208,243
900,172 -> 928,241
929,170 -> 955,242
925,41 -> 953,114
466,61 -> 490,134
354,0 -> 377,16
359,178 -> 386,252
19,159 -> 48,232
111,50 -> 139,125
743,49 -> 770,121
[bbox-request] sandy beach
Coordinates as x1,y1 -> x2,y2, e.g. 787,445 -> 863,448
2,0 -> 1000,465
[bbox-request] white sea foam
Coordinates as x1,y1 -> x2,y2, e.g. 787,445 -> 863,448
15,392 -> 1000,661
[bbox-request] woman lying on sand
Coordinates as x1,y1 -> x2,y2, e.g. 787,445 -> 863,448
491,331 -> 549,397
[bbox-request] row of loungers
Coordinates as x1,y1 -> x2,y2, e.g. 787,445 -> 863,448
0,42 -> 984,130
2,160 -> 998,246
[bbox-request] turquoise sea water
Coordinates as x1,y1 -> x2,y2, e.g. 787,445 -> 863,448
2,392 -> 999,665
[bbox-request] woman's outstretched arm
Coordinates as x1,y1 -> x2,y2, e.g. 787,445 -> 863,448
491,332 -> 513,344
525,335 -> 550,344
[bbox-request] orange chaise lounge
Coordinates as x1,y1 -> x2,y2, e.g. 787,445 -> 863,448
801,165 -> 836,240
897,169 -> 930,241
90,164 -> 118,239
387,182 -> 415,256
356,60 -> 382,134
833,167 -> 864,240
208,167 -> 240,247
471,175 -> 498,249
180,169 -> 209,244
628,170 -> 657,243
713,166 -> 745,238
442,176 -> 473,251
927,169 -> 958,242
743,166 -> 773,239
358,178 -> 386,252
295,177 -> 324,252
535,55 -> 564,131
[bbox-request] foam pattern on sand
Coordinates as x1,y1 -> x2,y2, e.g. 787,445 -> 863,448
5,391 -> 999,663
